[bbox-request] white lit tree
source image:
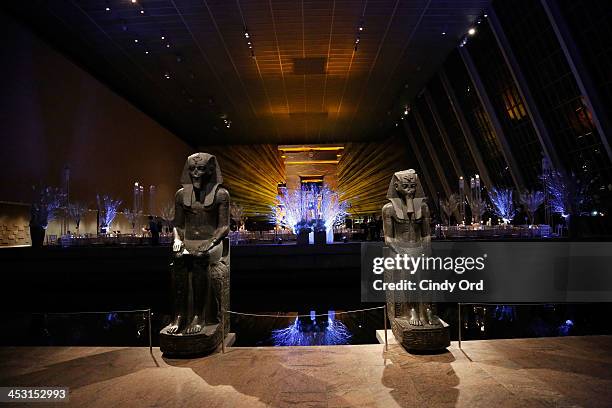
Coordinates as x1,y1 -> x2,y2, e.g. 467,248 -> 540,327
160,200 -> 175,233
68,202 -> 88,234
440,193 -> 460,226
519,190 -> 544,226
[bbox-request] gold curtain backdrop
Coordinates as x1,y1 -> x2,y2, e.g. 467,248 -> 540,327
205,145 -> 285,218
337,138 -> 412,216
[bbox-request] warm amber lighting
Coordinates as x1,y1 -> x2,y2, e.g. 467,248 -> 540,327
503,89 -> 527,120
278,146 -> 344,152
286,160 -> 339,165
337,138 -> 411,215
205,145 -> 285,218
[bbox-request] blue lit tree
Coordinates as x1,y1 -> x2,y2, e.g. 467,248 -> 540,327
97,194 -> 122,234
274,185 -> 349,239
488,187 -> 516,224
30,185 -> 62,229
541,169 -> 589,219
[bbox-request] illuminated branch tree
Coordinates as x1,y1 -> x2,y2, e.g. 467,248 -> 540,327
123,208 -> 139,235
274,187 -> 310,233
489,187 -> 516,224
30,185 -> 62,229
230,202 -> 245,229
274,185 -> 349,236
440,193 -> 460,226
160,200 -> 175,231
519,190 -> 544,226
541,170 -> 589,219
97,194 -> 122,233
313,185 -> 349,232
67,202 -> 88,233
465,195 -> 487,223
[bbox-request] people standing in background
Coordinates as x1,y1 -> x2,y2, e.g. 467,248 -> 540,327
149,215 -> 160,245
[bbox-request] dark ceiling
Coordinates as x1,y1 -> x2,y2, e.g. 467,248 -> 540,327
5,0 -> 490,146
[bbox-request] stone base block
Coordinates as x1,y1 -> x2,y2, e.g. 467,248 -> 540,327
391,317 -> 450,351
160,323 -> 226,357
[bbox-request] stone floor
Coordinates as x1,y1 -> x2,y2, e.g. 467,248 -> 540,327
0,336 -> 611,407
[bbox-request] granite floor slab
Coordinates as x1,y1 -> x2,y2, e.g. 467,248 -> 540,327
0,336 -> 611,407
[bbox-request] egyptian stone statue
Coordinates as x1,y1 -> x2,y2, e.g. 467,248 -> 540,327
382,169 -> 449,350
160,153 -> 230,356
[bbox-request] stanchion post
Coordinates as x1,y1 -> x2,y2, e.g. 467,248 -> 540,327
458,303 -> 462,350
221,311 -> 226,354
148,308 -> 152,354
384,304 -> 388,351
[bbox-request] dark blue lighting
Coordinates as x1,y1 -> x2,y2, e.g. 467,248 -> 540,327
271,311 -> 352,346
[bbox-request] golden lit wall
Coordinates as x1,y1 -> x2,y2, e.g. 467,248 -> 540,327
337,138 -> 412,215
205,145 -> 285,218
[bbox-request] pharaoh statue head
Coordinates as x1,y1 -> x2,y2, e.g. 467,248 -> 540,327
180,153 -> 223,207
387,169 -> 424,200
386,169 -> 426,219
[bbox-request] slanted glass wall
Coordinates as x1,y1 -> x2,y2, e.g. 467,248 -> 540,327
558,0 -> 612,141
427,74 -> 479,179
414,94 -> 458,184
443,50 -> 512,187
405,113 -> 446,202
494,0 -> 611,182
465,19 -> 543,187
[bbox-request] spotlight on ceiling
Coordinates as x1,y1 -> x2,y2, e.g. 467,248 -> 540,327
131,0 -> 137,3
145,50 -> 149,54
164,72 -> 170,79
140,9 -> 145,14
442,31 -> 446,35
134,39 -> 138,43
105,7 -> 111,11
243,27 -> 254,56
161,35 -> 165,40
468,27 -> 476,35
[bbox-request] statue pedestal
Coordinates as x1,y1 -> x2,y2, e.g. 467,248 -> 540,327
391,317 -> 450,352
160,323 -> 229,357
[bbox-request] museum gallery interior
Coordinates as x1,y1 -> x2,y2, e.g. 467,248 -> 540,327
1,0 -> 612,407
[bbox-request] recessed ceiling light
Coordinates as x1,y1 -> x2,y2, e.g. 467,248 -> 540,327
145,50 -> 149,54
131,0 -> 137,3
468,28 -> 476,35
166,43 -> 170,48
161,35 -> 165,40
140,9 -> 145,14
105,7 -> 111,11
442,31 -> 446,35
134,39 -> 139,43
